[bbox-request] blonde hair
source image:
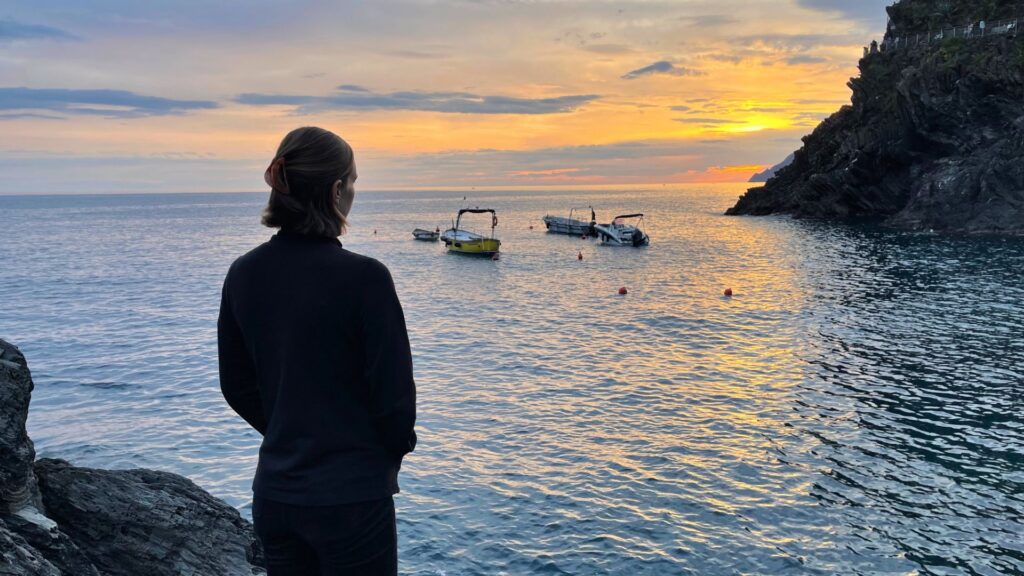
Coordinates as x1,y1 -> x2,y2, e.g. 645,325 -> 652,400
262,126 -> 354,237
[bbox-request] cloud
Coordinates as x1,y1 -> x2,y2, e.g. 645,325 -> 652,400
678,15 -> 738,27
0,129 -> 811,192
0,18 -> 79,42
508,167 -> 582,178
0,87 -> 218,118
734,33 -> 850,51
235,86 -> 599,115
674,117 -> 732,124
0,112 -> 64,120
785,54 -> 828,65
0,152 -> 258,194
795,0 -> 890,23
581,43 -> 635,55
369,132 -> 809,187
385,49 -> 449,60
621,61 -> 703,80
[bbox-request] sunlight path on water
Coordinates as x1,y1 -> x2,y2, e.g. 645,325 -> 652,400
0,185 -> 1021,575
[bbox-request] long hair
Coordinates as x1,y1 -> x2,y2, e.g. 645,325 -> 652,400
261,127 -> 354,237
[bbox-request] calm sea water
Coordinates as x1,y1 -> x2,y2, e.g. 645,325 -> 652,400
1,186 -> 1021,575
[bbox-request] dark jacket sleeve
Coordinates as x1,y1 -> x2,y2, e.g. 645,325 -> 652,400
217,272 -> 268,435
361,259 -> 417,458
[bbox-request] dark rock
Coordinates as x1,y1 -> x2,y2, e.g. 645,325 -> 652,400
0,514 -> 99,576
0,519 -> 61,576
36,457 -> 264,573
35,458 -> 263,576
0,338 -> 264,575
727,0 -> 1024,235
0,339 -> 44,514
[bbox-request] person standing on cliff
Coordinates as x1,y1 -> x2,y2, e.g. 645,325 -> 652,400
218,126 -> 417,575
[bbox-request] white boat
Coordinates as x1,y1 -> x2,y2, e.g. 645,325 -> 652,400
542,206 -> 597,236
440,228 -> 484,243
412,228 -> 440,241
593,214 -> 650,247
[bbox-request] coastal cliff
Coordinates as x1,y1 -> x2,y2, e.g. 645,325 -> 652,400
727,0 -> 1024,234
0,339 -> 264,575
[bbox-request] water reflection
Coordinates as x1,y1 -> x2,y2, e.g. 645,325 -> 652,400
793,224 -> 1024,575
0,187 -> 1020,574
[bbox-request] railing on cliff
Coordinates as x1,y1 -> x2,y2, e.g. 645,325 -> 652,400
873,17 -> 1020,53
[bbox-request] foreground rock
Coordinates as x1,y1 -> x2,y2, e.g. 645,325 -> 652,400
0,339 -> 45,517
0,338 -> 264,575
727,0 -> 1024,235
35,459 -> 262,576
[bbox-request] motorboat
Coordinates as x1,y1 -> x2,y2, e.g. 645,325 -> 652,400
542,206 -> 597,236
443,208 -> 501,256
593,214 -> 650,247
412,228 -> 440,241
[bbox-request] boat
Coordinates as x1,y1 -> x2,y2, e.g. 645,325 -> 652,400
412,228 -> 440,241
443,208 -> 501,256
542,206 -> 597,236
593,214 -> 650,247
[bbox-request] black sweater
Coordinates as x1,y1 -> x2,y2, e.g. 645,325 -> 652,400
218,231 -> 416,506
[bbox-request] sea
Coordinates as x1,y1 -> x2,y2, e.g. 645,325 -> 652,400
0,185 -> 1021,575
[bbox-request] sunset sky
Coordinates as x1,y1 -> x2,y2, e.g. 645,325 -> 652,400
0,0 -> 890,193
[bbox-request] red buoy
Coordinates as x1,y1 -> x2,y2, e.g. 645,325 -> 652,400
618,287 -> 628,295
577,251 -> 583,261
724,288 -> 733,297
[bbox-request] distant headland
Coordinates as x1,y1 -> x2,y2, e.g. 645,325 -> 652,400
728,0 -> 1024,235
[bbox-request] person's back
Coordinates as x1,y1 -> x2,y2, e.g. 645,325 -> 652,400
218,126 -> 416,575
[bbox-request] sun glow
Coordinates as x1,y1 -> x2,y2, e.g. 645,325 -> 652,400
0,0 -> 881,193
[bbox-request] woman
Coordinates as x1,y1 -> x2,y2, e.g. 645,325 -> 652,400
218,126 -> 417,575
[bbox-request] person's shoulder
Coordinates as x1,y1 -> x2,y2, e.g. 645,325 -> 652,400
231,240 -> 273,268
343,250 -> 394,286
224,240 -> 274,281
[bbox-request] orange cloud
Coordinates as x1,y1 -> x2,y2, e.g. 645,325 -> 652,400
508,168 -> 582,177
672,164 -> 767,183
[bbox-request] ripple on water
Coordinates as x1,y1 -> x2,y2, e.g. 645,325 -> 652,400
1,187 -> 1022,575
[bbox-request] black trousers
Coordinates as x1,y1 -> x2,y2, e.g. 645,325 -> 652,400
252,496 -> 397,576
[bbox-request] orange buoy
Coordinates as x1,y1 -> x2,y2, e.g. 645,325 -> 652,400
577,250 -> 583,261
618,287 -> 628,295
724,288 -> 733,297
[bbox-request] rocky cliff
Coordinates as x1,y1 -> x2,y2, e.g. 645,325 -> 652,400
0,339 -> 264,575
727,0 -> 1024,234
748,153 -> 794,183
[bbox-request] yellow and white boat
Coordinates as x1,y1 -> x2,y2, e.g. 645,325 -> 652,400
442,208 -> 501,256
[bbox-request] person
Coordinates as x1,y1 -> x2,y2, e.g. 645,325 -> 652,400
218,126 -> 417,575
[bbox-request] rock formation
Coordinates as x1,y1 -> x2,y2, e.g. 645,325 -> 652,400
0,339 -> 264,575
727,0 -> 1024,235
0,341 -> 45,518
748,153 -> 794,183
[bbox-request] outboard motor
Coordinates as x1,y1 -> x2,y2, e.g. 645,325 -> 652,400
631,229 -> 644,247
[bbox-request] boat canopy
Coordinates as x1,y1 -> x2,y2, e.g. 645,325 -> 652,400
613,213 -> 644,220
458,208 -> 496,215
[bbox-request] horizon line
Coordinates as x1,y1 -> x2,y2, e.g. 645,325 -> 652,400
0,180 -> 757,197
